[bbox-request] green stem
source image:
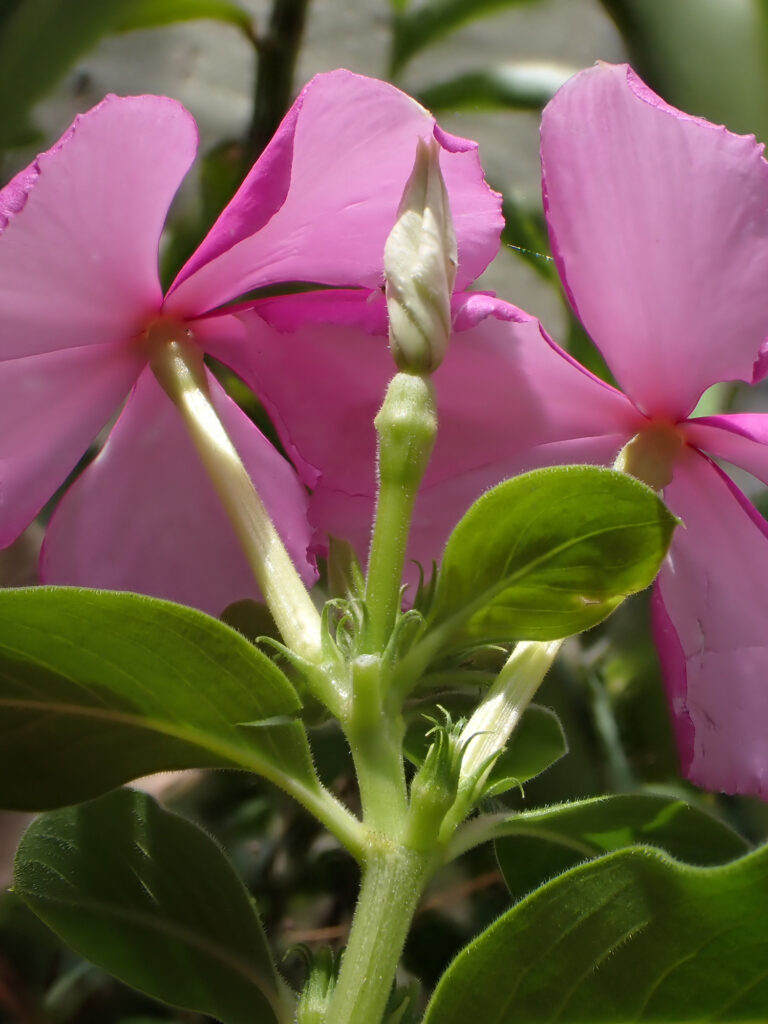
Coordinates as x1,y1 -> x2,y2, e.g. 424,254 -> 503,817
247,0 -> 310,164
325,843 -> 436,1024
148,330 -> 322,665
363,373 -> 437,654
344,656 -> 409,835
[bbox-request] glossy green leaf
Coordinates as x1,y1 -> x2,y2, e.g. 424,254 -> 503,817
416,63 -> 574,112
0,0 -> 250,148
601,0 -> 768,142
424,843 -> 768,1023
390,0 -> 541,74
424,467 -> 677,650
0,587 -> 316,810
492,793 -> 749,900
14,789 -> 285,1024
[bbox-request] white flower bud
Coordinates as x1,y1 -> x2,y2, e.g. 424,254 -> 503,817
384,137 -> 458,374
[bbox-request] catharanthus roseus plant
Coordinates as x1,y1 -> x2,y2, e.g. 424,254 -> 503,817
1,61 -> 768,1024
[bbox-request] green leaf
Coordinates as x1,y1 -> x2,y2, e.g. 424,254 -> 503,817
423,467 -> 677,650
111,0 -> 251,34
601,0 -> 768,142
416,63 -> 574,113
14,789 -> 285,1024
0,0 -> 251,149
390,0 -> 542,74
423,843 -> 768,1023
493,793 -> 749,900
0,587 -> 317,810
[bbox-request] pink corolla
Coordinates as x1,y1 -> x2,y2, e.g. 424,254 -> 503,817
0,70 -> 500,614
240,64 -> 768,799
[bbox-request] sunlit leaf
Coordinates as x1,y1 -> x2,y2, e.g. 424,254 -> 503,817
420,467 -> 677,654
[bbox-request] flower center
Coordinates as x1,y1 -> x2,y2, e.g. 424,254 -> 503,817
614,420 -> 685,491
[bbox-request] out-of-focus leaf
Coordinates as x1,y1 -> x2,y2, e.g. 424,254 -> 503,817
417,63 -> 574,112
500,193 -> 556,283
492,793 -> 749,899
390,0 -> 542,74
15,789 -> 284,1024
0,587 -> 317,810
0,0 -> 251,149
111,0 -> 251,33
424,843 -> 768,1022
601,0 -> 768,142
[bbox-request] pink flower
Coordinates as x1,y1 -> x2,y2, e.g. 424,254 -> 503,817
243,64 -> 768,800
534,63 -> 768,800
0,71 -> 500,614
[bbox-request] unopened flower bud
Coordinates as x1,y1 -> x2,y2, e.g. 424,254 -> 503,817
384,137 -> 458,374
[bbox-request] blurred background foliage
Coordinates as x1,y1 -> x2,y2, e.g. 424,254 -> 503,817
3,1 -> 768,1021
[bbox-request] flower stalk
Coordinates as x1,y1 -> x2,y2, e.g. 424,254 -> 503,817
439,639 -> 563,839
148,326 -> 323,664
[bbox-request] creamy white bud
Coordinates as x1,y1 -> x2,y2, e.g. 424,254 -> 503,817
384,137 -> 458,374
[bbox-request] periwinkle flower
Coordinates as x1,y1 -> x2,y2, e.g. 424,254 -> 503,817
248,63 -> 768,799
533,63 -> 768,799
0,71 -> 498,613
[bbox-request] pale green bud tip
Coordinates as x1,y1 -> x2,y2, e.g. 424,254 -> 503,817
384,136 -> 458,374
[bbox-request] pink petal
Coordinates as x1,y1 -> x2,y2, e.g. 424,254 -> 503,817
683,414 -> 768,486
233,290 -> 640,568
655,448 -> 768,798
165,70 -> 502,316
540,63 -> 768,419
0,94 -> 197,359
41,366 -> 315,615
0,343 -> 143,547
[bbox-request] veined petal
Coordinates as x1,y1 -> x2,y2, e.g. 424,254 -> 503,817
41,366 -> 315,615
165,70 -> 502,315
684,413 -> 768,486
0,94 -> 197,359
0,342 -> 143,547
541,63 -> 768,419
655,449 -> 768,798
234,290 -> 639,564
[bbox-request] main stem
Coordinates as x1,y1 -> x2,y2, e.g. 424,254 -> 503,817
148,331 -> 322,665
325,844 -> 436,1024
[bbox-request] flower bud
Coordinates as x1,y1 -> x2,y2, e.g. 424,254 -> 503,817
384,137 -> 458,374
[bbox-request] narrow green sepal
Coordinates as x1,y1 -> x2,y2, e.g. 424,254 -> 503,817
404,711 -> 464,849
